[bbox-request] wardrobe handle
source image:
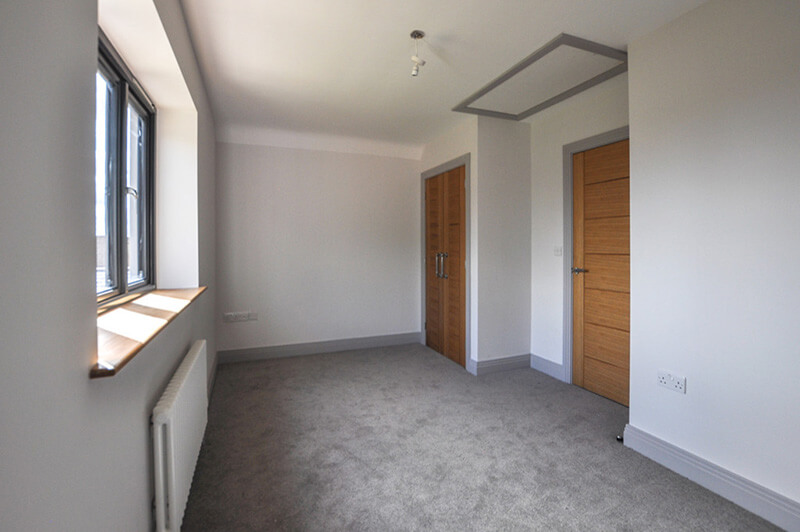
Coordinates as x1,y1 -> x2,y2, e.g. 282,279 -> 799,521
442,252 -> 449,279
435,253 -> 441,278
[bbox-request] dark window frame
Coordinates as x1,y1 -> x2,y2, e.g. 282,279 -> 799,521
97,30 -> 156,306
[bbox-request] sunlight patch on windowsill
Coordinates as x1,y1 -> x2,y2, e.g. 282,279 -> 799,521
134,292 -> 191,313
97,308 -> 168,343
91,287 -> 206,378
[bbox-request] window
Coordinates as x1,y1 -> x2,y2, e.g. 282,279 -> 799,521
95,32 -> 155,303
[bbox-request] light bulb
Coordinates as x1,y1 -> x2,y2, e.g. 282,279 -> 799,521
411,64 -> 419,77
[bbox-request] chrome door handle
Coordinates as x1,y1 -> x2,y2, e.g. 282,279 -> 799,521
442,252 -> 449,279
571,267 -> 588,275
435,253 -> 441,278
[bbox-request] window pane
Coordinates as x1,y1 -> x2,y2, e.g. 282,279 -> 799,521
126,104 -> 147,285
95,71 -> 114,293
97,37 -> 155,305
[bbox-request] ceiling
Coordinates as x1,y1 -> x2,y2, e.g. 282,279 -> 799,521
180,0 -> 706,152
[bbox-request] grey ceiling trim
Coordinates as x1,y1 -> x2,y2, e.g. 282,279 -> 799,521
452,33 -> 627,120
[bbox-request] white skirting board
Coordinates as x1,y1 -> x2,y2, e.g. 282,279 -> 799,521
529,353 -> 567,382
624,424 -> 800,531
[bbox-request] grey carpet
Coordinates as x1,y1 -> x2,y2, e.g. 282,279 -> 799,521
182,343 -> 777,531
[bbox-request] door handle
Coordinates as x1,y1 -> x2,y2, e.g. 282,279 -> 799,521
435,253 -> 441,278
442,252 -> 449,279
571,267 -> 588,275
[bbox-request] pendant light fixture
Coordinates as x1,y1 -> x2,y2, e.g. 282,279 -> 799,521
410,30 -> 426,77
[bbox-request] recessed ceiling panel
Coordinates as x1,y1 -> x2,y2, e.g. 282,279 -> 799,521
470,46 -> 622,116
453,34 -> 627,121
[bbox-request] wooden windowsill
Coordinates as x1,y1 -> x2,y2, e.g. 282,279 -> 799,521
90,287 -> 207,379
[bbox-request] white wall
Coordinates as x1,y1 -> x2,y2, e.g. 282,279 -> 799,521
156,109 -> 200,287
216,142 -> 421,351
155,0 -> 219,373
0,1 -> 216,529
527,74 -> 629,366
421,117 -> 479,173
476,117 -> 532,360
628,0 -> 800,504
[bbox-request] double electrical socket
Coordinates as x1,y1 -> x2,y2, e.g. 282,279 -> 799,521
657,370 -> 687,394
222,311 -> 258,323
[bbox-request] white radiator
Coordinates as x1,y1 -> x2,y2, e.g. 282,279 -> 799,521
152,339 -> 208,532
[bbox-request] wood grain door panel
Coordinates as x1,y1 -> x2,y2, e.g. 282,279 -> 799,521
584,179 -> 629,219
584,289 -> 629,331
443,167 -> 466,366
583,139 -> 629,184
584,357 -> 629,406
584,254 -> 629,292
584,323 -> 629,369
584,217 -> 630,254
426,166 -> 466,367
573,139 -> 630,406
425,177 -> 444,353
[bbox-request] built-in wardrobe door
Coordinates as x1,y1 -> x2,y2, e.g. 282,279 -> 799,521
425,165 -> 466,367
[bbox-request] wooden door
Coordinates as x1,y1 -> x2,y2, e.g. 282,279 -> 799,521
425,175 -> 445,354
425,165 -> 466,366
572,139 -> 630,405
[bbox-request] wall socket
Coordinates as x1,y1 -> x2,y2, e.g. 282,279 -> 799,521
222,311 -> 258,323
657,370 -> 687,394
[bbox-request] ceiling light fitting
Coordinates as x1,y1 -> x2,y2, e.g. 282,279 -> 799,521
410,30 -> 426,77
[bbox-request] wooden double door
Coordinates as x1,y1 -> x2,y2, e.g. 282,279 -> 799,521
425,165 -> 466,367
572,139 -> 630,406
